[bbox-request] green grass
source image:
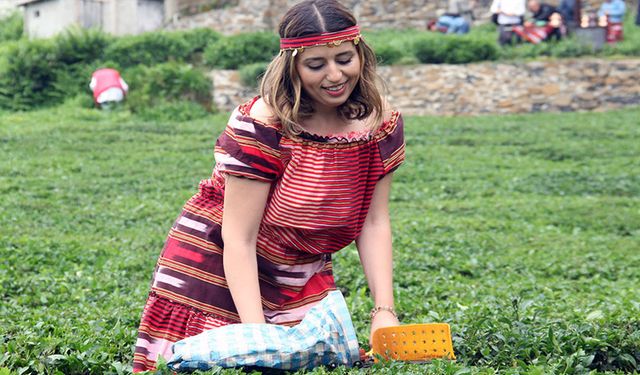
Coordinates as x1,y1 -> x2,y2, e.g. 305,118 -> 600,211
1,103 -> 639,374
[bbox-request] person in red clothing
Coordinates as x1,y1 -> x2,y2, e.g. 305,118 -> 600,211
89,68 -> 128,108
132,0 -> 405,372
525,0 -> 564,41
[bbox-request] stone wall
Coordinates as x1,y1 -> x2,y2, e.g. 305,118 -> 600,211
166,0 -> 640,34
168,0 -> 494,34
210,58 -> 640,116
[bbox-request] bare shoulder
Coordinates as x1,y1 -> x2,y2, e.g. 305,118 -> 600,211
249,97 -> 276,124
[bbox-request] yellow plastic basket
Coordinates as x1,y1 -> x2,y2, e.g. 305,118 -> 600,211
371,323 -> 456,362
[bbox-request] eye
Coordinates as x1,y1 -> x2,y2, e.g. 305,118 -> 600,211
307,64 -> 324,70
337,58 -> 353,65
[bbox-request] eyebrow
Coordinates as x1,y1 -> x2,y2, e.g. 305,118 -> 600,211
303,51 -> 354,63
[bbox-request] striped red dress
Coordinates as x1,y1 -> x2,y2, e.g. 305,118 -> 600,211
132,97 -> 405,372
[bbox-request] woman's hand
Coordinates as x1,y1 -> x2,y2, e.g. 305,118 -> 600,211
369,310 -> 400,345
355,173 -> 400,345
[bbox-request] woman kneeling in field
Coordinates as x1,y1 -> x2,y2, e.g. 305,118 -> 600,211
132,0 -> 405,371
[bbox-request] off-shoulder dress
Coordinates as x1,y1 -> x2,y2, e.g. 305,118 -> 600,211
132,97 -> 405,372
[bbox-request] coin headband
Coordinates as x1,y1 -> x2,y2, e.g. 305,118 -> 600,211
280,25 -> 361,56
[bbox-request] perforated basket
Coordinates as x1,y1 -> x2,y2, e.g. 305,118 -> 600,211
371,323 -> 456,362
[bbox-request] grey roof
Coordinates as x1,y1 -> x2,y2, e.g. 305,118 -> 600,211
17,0 -> 47,6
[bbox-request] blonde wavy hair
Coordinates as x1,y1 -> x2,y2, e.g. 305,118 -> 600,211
259,0 -> 384,136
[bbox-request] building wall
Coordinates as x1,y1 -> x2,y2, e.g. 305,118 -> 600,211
175,0 -> 237,17
21,0 -> 165,38
79,0 -> 104,29
24,0 -> 78,38
137,0 -> 164,33
105,0 -> 139,35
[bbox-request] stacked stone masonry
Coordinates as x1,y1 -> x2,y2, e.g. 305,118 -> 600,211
210,58 -> 640,116
166,0 -> 640,35
168,0 -> 498,34
167,0 -> 640,34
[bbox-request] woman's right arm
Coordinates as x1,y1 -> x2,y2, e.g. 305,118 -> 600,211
221,175 -> 272,324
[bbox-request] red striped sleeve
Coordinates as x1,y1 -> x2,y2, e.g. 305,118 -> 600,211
214,109 -> 283,182
377,113 -> 406,177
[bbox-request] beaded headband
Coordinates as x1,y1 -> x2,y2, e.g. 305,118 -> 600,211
280,25 -> 361,56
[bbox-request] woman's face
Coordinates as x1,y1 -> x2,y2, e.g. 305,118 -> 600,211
295,41 -> 361,111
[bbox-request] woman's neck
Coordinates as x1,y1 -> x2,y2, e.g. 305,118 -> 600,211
301,107 -> 369,136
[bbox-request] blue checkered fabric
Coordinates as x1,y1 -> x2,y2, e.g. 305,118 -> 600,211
167,291 -> 361,372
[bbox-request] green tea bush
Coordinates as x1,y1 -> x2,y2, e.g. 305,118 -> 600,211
456,305 -> 640,373
608,40 -> 640,56
124,62 -> 213,119
239,61 -> 268,87
173,27 -> 222,56
105,31 -> 191,68
414,35 -> 498,64
498,37 -> 595,60
51,28 -> 115,98
204,31 -> 278,69
497,42 -> 543,60
549,38 -> 594,58
413,37 -> 450,64
373,43 -> 406,65
365,29 -> 423,65
452,37 -> 499,63
0,26 -> 216,112
0,39 -> 61,110
63,93 -> 96,109
606,20 -> 640,56
0,29 -> 118,110
0,11 -> 23,43
54,27 -> 112,65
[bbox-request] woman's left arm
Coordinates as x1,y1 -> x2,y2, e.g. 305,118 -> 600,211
355,173 -> 400,343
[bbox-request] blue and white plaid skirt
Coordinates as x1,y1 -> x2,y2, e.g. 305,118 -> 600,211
168,290 -> 361,372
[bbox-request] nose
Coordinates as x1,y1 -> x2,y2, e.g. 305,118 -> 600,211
325,62 -> 343,83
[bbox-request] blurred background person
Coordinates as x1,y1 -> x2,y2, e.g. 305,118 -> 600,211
448,0 -> 476,26
526,0 -> 558,25
429,9 -> 471,34
526,0 -> 564,40
90,68 -> 128,109
598,0 -> 626,43
491,0 -> 526,45
598,0 -> 626,23
558,0 -> 576,29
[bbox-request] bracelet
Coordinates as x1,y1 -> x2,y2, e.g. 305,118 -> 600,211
370,305 -> 397,319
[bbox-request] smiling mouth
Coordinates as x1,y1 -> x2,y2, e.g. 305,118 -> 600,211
322,81 -> 348,91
